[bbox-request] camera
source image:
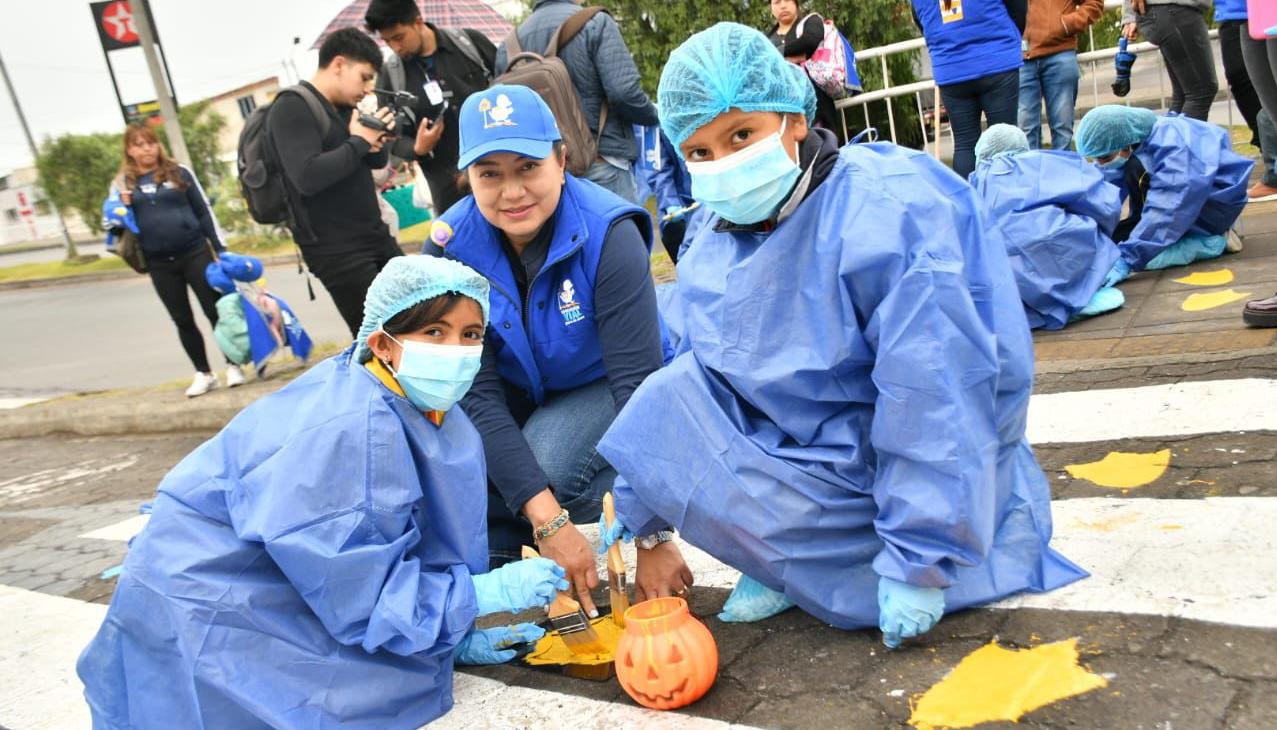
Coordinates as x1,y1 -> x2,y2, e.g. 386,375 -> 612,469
358,88 -> 419,135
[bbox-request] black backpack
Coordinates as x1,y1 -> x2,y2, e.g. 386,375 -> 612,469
237,85 -> 330,225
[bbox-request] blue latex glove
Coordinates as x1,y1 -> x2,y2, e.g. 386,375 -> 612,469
454,623 -> 545,665
471,558 -> 568,616
1102,258 -> 1131,288
878,577 -> 945,649
595,511 -> 634,554
717,574 -> 796,623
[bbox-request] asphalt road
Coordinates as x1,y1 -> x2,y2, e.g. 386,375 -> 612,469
0,262 -> 353,399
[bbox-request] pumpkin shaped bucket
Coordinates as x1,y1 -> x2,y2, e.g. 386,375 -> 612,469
614,596 -> 718,710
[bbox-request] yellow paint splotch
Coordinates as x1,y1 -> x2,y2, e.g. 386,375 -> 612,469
909,639 -> 1107,730
524,615 -> 621,667
1065,449 -> 1171,489
1181,289 -> 1252,312
1173,269 -> 1234,286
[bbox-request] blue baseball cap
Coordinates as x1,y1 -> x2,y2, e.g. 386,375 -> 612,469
457,84 -> 562,169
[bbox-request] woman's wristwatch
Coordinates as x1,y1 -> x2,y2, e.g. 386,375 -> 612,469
635,530 -> 675,550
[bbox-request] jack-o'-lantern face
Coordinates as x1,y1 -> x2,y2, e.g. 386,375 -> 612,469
615,597 -> 718,711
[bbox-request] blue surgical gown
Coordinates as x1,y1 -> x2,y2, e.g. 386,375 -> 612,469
597,143 -> 1086,630
969,150 -> 1122,330
1118,115 -> 1252,269
76,348 -> 488,729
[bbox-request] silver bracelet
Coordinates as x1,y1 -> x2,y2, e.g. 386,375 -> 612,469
635,530 -> 675,550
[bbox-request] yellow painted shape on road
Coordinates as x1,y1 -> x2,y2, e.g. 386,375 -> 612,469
1181,289 -> 1252,312
909,639 -> 1107,730
1064,449 -> 1172,489
1172,269 -> 1234,286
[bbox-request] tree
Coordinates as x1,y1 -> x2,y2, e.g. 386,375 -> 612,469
602,0 -> 924,147
35,102 -> 228,233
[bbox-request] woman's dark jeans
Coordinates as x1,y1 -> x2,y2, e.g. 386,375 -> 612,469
939,68 -> 1020,179
1138,4 -> 1218,121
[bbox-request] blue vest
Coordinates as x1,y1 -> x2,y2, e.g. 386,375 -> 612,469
438,175 -> 656,404
1215,0 -> 1247,21
913,0 -> 1023,86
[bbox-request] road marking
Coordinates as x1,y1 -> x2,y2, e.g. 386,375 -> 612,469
0,455 -> 139,506
0,586 -> 104,730
993,497 -> 1277,628
0,398 -> 47,410
1027,378 -> 1277,444
78,515 -> 149,542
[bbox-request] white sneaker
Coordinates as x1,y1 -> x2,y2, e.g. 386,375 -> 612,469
225,365 -> 246,388
1226,228 -> 1245,253
185,372 -> 218,398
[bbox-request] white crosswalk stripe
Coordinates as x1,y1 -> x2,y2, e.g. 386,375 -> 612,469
3,375 -> 1274,728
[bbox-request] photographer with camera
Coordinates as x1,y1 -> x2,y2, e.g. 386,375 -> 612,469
365,0 -> 496,215
267,27 -> 404,336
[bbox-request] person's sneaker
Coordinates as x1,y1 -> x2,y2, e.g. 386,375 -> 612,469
225,365 -> 246,388
1243,293 -> 1277,327
1247,182 -> 1277,203
185,372 -> 218,398
1226,228 -> 1245,253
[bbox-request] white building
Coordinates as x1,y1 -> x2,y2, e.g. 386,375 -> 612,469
0,167 -> 90,246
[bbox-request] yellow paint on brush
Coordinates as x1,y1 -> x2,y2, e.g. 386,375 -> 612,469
909,639 -> 1107,730
1064,449 -> 1171,489
1181,289 -> 1252,312
525,615 -> 622,667
1173,269 -> 1234,286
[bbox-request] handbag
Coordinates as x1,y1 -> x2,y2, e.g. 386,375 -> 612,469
411,161 -> 434,213
104,174 -> 147,273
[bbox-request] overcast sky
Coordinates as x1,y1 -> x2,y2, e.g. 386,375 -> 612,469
0,0 -> 359,173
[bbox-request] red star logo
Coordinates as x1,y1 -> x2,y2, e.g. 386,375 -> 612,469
101,1 -> 138,43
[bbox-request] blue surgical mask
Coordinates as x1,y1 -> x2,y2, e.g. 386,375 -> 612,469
686,118 -> 802,225
1099,154 -> 1129,170
383,332 -> 482,412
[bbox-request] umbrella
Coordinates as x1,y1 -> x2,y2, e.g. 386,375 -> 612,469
312,0 -> 513,48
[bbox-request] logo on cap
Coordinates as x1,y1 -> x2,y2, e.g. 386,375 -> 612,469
479,94 -> 517,130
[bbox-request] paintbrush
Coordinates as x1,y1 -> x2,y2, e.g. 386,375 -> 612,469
602,492 -> 629,627
521,545 -> 609,655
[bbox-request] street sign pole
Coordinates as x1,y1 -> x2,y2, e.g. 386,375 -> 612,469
0,49 -> 78,260
130,0 -> 191,169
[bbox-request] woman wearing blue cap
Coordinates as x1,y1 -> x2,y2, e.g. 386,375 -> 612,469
76,256 -> 567,728
596,23 -> 1086,649
426,84 -> 691,616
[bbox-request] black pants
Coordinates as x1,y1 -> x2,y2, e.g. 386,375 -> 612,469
1220,20 -> 1263,146
303,237 -> 404,337
147,245 -> 222,374
940,68 -> 1020,179
1138,5 -> 1218,121
1241,22 -> 1277,121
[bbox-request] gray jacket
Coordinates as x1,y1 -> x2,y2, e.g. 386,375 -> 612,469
1122,0 -> 1211,25
495,0 -> 658,162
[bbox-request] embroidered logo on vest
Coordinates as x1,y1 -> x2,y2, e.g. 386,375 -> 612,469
558,278 -> 584,325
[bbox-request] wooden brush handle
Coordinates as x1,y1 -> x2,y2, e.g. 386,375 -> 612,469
521,545 -> 540,560
602,493 -> 627,574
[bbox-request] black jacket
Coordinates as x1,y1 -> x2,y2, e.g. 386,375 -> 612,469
267,81 -> 393,255
378,25 -> 497,215
120,166 -> 224,259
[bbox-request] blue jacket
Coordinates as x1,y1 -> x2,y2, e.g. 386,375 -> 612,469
1118,115 -> 1252,268
913,0 -> 1024,85
1215,0 -> 1247,21
106,166 -> 225,258
495,0 -> 659,162
598,142 -> 1085,629
77,349 -> 488,728
970,150 -> 1122,330
434,174 -> 654,405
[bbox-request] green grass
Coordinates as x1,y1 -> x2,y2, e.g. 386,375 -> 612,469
0,255 -> 127,283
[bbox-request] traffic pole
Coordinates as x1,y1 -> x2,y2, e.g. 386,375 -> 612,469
0,48 -> 79,260
131,0 -> 192,169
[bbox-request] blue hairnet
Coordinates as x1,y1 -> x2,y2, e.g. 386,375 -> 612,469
975,124 -> 1029,163
1075,105 -> 1157,159
657,22 -> 818,153
355,256 -> 490,362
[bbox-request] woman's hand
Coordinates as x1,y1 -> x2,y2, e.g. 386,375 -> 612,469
536,522 -> 600,616
634,541 -> 694,603
119,190 -> 132,206
1122,22 -> 1139,40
